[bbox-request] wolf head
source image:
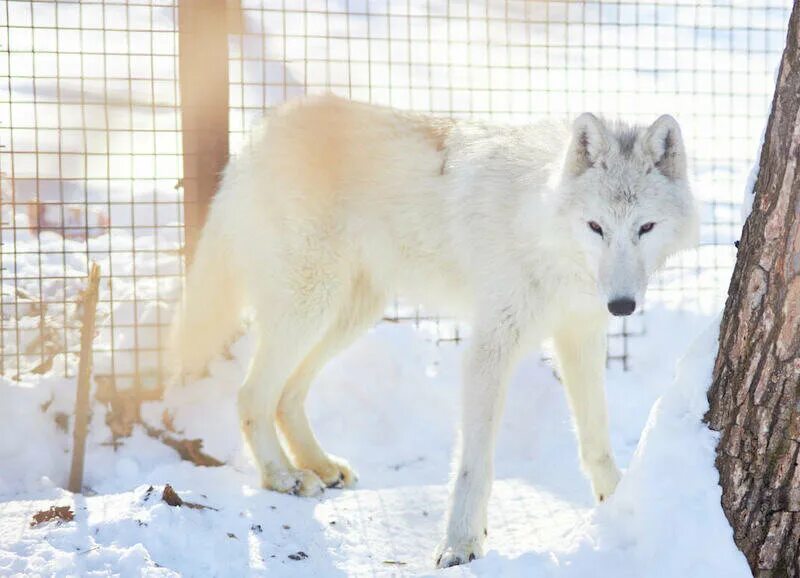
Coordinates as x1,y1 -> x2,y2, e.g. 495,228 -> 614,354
558,113 -> 698,316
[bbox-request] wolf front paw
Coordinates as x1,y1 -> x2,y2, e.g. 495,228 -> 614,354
587,455 -> 622,502
262,467 -> 326,497
434,537 -> 483,568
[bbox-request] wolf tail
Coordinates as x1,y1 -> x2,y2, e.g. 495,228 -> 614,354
170,209 -> 244,380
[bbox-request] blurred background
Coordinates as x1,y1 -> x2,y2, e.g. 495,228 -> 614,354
0,0 -> 792,387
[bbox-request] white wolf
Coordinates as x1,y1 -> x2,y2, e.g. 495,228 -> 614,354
172,95 -> 697,567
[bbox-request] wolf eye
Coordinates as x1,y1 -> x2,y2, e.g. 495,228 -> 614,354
587,221 -> 603,237
639,222 -> 656,236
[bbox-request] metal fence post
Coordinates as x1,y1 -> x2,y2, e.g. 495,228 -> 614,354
178,0 -> 231,260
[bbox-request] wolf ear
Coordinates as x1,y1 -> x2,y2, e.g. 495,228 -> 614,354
566,113 -> 610,176
643,115 -> 686,181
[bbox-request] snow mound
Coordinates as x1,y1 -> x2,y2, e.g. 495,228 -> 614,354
0,312 -> 748,576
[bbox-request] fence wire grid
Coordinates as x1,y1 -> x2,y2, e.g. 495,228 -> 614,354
1,0 -> 182,388
1,0 -> 792,384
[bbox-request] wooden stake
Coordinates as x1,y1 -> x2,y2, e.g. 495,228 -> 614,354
178,0 -> 230,260
68,262 -> 101,493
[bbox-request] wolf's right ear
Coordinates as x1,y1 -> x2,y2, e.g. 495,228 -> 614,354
566,113 -> 610,176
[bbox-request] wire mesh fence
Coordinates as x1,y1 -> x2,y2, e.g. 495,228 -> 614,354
1,1 -> 183,388
227,0 -> 791,364
1,0 -> 792,383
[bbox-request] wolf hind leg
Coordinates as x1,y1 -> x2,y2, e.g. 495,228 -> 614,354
239,333 -> 325,496
239,269 -> 345,496
276,273 -> 384,488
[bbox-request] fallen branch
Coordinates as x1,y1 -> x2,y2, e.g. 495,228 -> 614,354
142,423 -> 224,468
93,374 -> 224,467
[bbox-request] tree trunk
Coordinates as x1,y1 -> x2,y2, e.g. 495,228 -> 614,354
705,3 -> 800,576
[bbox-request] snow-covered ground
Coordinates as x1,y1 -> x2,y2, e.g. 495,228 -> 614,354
0,302 -> 749,577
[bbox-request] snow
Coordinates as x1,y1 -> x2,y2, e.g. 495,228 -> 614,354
0,303 -> 750,577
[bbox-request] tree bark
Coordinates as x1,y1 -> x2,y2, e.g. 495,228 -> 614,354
705,3 -> 800,576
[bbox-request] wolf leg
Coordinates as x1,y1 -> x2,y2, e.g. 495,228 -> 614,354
239,328 -> 328,496
554,316 -> 621,502
238,263 -> 347,496
276,274 -> 384,488
436,313 -> 522,568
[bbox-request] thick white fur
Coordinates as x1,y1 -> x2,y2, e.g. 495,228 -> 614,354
171,96 -> 698,567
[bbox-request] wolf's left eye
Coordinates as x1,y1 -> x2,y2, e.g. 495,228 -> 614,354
588,221 -> 603,237
639,222 -> 656,236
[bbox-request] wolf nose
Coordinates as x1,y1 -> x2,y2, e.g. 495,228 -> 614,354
608,298 -> 636,316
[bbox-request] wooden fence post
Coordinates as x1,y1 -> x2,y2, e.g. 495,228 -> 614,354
178,0 -> 231,260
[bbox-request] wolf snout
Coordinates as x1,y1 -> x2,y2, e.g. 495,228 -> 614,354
607,298 -> 636,316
